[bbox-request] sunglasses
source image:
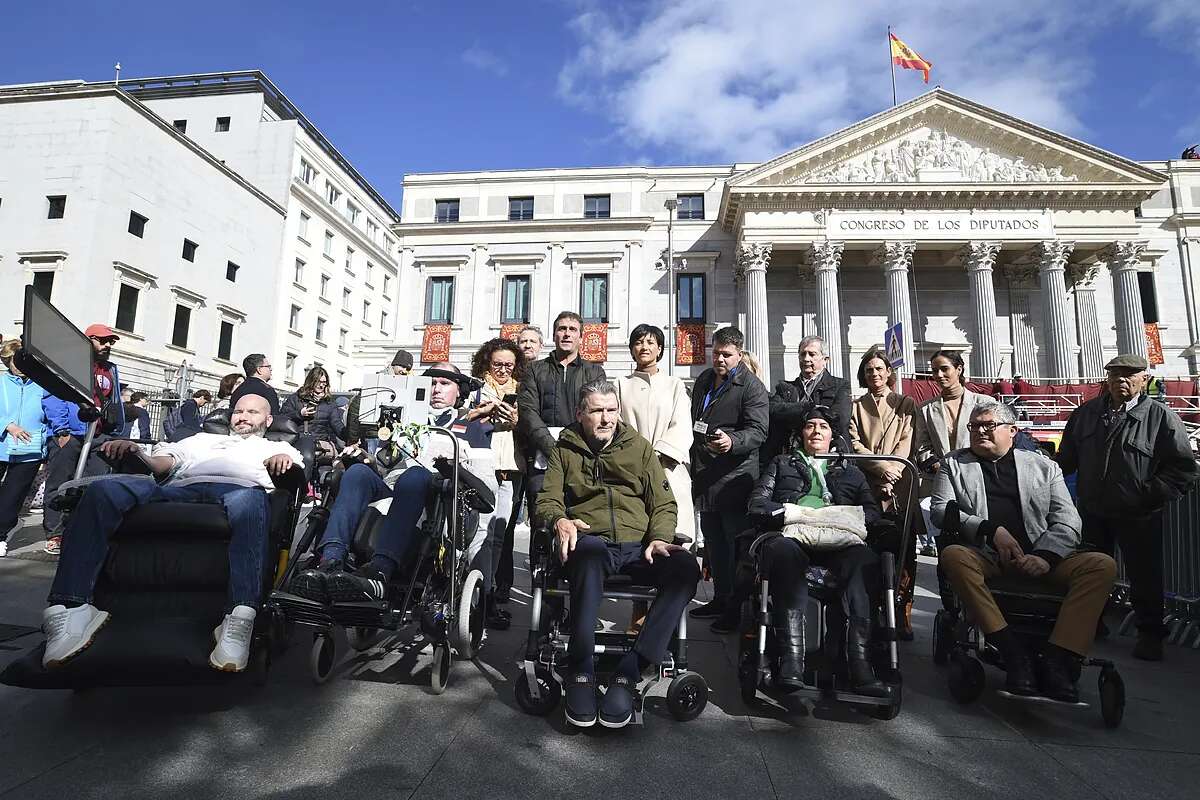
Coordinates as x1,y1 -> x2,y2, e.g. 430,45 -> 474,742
967,421 -> 1014,434
91,336 -> 119,345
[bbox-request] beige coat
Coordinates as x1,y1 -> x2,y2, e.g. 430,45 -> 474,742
615,371 -> 696,541
849,390 -> 918,511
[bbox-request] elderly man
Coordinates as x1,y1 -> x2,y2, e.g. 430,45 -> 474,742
41,393 -> 302,672
515,325 -> 543,365
764,335 -> 852,463
538,379 -> 698,729
933,399 -> 1116,703
1058,354 -> 1198,661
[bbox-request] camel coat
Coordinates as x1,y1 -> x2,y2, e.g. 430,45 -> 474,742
849,390 -> 918,511
615,370 -> 696,541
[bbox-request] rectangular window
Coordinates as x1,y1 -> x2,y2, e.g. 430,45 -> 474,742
294,258 -> 305,284
339,328 -> 348,352
289,304 -> 301,331
315,316 -> 326,342
677,273 -> 706,322
47,195 -> 66,219
383,234 -> 395,254
426,276 -> 455,324
31,271 -> 54,302
508,196 -> 534,221
434,199 -> 460,223
285,352 -> 296,381
501,275 -> 531,324
381,309 -> 389,333
298,159 -> 317,185
362,299 -> 371,323
344,246 -> 354,273
115,283 -> 139,332
347,201 -> 361,225
217,320 -> 234,361
128,211 -> 147,237
173,119 -> 187,133
171,304 -> 191,349
320,274 -> 330,299
324,230 -> 334,256
325,181 -> 341,206
677,193 -> 705,220
298,212 -> 310,239
367,219 -> 379,242
365,262 -> 374,285
226,261 -> 239,282
583,195 -> 610,219
342,287 -> 351,310
215,116 -> 230,132
182,239 -> 197,262
580,274 -> 609,322
1138,271 -> 1159,324
382,274 -> 392,298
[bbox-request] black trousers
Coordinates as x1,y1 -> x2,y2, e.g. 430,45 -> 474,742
759,536 -> 879,622
1083,511 -> 1165,637
494,472 -> 525,594
565,536 -> 699,673
42,434 -> 110,536
0,460 -> 42,542
699,505 -> 748,603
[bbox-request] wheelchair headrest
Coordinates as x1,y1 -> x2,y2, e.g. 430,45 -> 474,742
201,408 -> 300,444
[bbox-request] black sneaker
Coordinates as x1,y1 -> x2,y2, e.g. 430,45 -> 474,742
710,608 -> 740,635
564,672 -> 598,728
689,599 -> 725,619
492,586 -> 511,605
327,568 -> 388,603
598,675 -> 636,729
1037,646 -> 1081,703
290,558 -> 342,603
1132,632 -> 1164,662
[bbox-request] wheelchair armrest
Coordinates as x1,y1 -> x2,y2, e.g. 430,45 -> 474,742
270,464 -> 307,496
432,456 -> 495,514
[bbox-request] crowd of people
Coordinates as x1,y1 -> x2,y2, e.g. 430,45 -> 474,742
2,307 -> 1197,728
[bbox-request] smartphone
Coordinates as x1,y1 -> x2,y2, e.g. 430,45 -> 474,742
706,429 -> 723,441
502,393 -> 518,405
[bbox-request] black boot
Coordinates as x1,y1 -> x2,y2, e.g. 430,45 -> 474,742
989,627 -> 1038,696
1037,644 -> 1080,703
847,618 -> 888,697
772,609 -> 807,692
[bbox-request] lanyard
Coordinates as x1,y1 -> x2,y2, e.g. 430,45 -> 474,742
702,367 -> 738,414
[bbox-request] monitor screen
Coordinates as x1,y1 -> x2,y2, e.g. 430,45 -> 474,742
21,286 -> 95,407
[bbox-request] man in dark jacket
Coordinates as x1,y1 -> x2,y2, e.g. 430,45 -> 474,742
516,311 -> 605,510
689,326 -> 769,633
764,335 -> 851,463
1058,354 -> 1198,661
537,379 -> 697,729
230,353 -> 279,414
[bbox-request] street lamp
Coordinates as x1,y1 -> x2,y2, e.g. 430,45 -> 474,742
664,197 -> 678,374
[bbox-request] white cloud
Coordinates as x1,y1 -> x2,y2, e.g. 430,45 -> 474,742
558,1 -> 1171,162
462,45 -> 508,77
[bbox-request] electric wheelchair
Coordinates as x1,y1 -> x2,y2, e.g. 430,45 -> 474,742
735,452 -> 914,720
0,410 -> 309,690
930,501 -> 1127,728
268,410 -> 495,692
513,525 -> 710,725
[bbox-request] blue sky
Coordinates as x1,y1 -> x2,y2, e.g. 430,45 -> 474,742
1,1 -> 1197,209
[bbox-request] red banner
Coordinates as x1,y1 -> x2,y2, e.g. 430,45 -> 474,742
420,324 -> 452,364
581,323 -> 608,363
676,323 -> 707,365
499,323 -> 525,342
1145,323 -> 1164,366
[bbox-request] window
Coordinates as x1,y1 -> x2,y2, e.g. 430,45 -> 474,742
285,352 -> 296,381
344,246 -> 354,273
226,261 -> 240,282
347,201 -> 361,225
315,317 -> 326,342
1138,272 -> 1159,324
381,309 -> 389,334
182,239 -> 197,262
677,274 -> 706,322
365,262 -> 374,285
215,116 -> 230,132
47,195 -> 66,219
217,320 -> 234,361
434,199 -> 460,223
173,119 -> 187,133
31,271 -> 54,302
383,234 -> 395,254
501,275 -> 531,324
342,287 -> 351,310
115,284 -> 139,332
320,274 -> 330,299
425,276 -> 455,324
584,195 -> 610,219
362,299 -> 371,323
128,211 -> 147,237
298,159 -> 317,185
580,274 -> 609,322
171,304 -> 191,349
339,328 -> 348,352
336,370 -> 344,389
382,274 -> 392,298
367,219 -> 379,242
325,181 -> 341,206
294,258 -> 305,284
508,196 -> 534,221
298,212 -> 310,240
324,230 -> 334,257
289,304 -> 301,331
677,193 -> 705,220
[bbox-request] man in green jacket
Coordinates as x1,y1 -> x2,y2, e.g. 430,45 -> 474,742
537,379 -> 698,730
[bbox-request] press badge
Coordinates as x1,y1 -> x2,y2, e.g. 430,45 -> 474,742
693,421 -> 709,435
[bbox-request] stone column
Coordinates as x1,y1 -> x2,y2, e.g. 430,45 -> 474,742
1067,261 -> 1105,378
1002,262 -> 1041,378
875,241 -> 917,371
1036,241 -> 1076,381
735,242 -> 772,386
1104,241 -> 1149,358
959,241 -> 1002,379
810,241 -> 846,377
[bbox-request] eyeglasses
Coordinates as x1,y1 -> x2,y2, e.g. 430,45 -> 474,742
90,336 -> 118,345
490,362 -> 515,371
967,421 -> 1014,434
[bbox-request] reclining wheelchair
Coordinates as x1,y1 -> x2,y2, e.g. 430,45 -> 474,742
735,452 -> 913,720
0,409 -> 309,690
930,501 -> 1127,728
514,526 -> 710,724
268,409 -> 495,693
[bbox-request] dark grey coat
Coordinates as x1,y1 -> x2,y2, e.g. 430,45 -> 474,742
689,366 -> 769,506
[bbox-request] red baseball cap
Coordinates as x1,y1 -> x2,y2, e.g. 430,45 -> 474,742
84,324 -> 119,340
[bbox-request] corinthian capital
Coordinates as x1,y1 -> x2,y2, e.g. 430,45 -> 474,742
809,240 -> 845,274
958,241 -> 1001,273
735,242 -> 773,278
1037,240 -> 1075,273
1101,240 -> 1148,272
1065,261 -> 1100,287
872,240 -> 917,273
1002,262 -> 1039,289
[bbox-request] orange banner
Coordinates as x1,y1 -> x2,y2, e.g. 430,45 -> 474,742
581,323 -> 608,363
676,323 -> 707,365
499,323 -> 525,341
1145,322 -> 1164,365
420,324 -> 452,364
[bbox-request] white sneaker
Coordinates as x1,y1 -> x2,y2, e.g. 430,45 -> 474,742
0,540 -> 8,557
209,605 -> 257,672
42,604 -> 110,668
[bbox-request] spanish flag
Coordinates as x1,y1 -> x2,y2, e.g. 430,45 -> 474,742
890,32 -> 932,83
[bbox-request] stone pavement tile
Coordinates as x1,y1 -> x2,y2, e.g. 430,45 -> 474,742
1038,744 -> 1200,800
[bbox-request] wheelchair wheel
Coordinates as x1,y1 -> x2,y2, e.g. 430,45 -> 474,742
453,569 -> 485,660
310,633 -> 336,685
932,610 -> 951,666
1098,667 -> 1125,729
514,666 -> 561,716
430,641 -> 452,695
947,653 -> 985,704
346,626 -> 386,652
869,687 -> 902,720
666,672 -> 709,721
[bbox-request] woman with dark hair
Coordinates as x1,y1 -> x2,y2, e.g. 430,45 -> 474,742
0,339 -> 50,557
282,366 -> 345,454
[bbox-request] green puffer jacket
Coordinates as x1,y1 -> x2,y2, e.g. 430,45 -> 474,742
536,422 -> 677,544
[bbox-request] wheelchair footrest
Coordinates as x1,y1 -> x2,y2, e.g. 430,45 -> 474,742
269,591 -> 333,628
997,690 -> 1089,708
329,600 -> 395,629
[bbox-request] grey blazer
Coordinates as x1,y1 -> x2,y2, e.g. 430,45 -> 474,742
915,390 -> 980,464
930,447 -> 1082,562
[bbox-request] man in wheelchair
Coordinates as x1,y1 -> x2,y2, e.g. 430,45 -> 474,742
536,380 -> 699,729
41,393 -> 302,672
746,406 -> 888,696
931,399 -> 1116,703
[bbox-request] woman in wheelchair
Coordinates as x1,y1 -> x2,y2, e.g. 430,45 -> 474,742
747,406 -> 887,696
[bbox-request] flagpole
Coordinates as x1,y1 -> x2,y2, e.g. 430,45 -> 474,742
888,26 -> 897,106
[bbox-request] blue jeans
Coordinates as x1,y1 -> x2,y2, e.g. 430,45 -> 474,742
48,476 -> 271,611
319,463 -> 432,568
